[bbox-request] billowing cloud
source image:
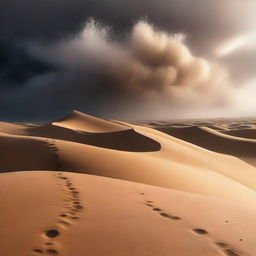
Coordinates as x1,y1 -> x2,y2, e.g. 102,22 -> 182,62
0,0 -> 255,121
21,20 -> 231,119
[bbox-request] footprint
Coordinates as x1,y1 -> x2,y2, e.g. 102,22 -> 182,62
33,174 -> 84,256
74,204 -> 84,210
159,212 -> 181,220
70,216 -> 79,220
46,249 -> 58,255
215,242 -> 227,248
193,228 -> 208,235
58,220 -> 71,225
44,229 -> 60,238
159,212 -> 171,218
170,216 -> 181,220
33,248 -> 44,254
152,207 -> 161,211
167,215 -> 180,220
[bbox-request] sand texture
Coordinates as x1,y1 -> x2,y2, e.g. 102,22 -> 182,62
1,111 -> 256,256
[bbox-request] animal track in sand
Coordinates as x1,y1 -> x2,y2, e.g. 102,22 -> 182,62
140,194 -> 241,256
31,172 -> 85,256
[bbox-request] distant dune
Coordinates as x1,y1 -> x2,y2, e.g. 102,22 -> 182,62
223,128 -> 256,139
1,111 -> 256,256
157,126 -> 256,166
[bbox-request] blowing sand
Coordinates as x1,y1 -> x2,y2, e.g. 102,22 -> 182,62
0,111 -> 256,256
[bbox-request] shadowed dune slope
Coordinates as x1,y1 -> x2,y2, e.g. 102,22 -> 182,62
223,129 -> 256,139
0,133 -> 57,171
0,171 -> 255,256
1,113 -> 256,256
1,112 -> 256,203
0,123 -> 160,152
158,126 -> 256,165
1,123 -> 256,205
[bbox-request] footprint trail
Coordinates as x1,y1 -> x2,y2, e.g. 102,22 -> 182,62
140,192 -> 242,256
31,172 -> 85,255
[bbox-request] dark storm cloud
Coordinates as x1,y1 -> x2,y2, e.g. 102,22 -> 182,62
0,20 -> 233,121
0,0 -> 256,121
0,0 -> 255,47
0,40 -> 54,87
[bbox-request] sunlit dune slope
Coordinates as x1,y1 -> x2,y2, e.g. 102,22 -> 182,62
1,112 -> 256,205
53,110 -> 128,132
0,171 -> 255,256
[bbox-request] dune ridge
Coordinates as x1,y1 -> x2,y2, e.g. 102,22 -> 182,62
1,111 -> 256,255
223,128 -> 256,139
157,125 -> 256,166
53,110 -> 128,132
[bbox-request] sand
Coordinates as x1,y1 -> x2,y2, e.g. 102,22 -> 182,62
0,111 -> 256,256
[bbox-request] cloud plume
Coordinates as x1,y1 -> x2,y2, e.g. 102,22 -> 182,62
1,0 -> 256,121
26,19 -> 232,119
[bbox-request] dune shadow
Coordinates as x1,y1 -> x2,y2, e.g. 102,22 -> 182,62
25,123 -> 161,152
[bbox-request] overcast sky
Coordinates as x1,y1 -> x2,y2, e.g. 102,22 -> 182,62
1,0 -> 256,121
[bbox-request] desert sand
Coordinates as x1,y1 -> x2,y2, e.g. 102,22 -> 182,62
1,111 -> 256,256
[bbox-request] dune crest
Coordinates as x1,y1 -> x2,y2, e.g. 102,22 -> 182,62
157,125 -> 256,166
1,111 -> 256,205
53,110 -> 128,132
223,128 -> 256,139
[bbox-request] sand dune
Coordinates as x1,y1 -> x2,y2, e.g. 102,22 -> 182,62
223,128 -> 256,139
157,126 -> 256,166
1,111 -> 256,256
0,132 -> 57,171
53,110 -> 128,132
1,171 -> 256,256
0,122 -> 160,152
0,112 -> 256,204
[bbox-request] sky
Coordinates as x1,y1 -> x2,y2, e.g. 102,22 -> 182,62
0,0 -> 256,121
